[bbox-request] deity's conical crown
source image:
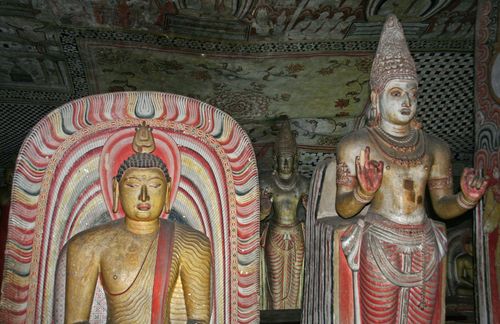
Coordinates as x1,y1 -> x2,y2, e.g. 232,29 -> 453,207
370,14 -> 417,93
274,119 -> 297,156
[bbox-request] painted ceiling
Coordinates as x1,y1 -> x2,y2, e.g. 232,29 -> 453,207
0,0 -> 477,178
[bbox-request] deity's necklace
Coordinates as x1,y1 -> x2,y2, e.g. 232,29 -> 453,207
367,126 -> 426,167
273,172 -> 298,191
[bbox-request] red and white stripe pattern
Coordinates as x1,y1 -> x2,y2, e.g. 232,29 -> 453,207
0,92 -> 260,323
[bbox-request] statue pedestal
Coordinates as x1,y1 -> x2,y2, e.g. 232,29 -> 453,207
260,309 -> 301,323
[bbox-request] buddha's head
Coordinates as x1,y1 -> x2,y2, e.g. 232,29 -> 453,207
273,119 -> 297,180
369,14 -> 418,127
111,124 -> 172,221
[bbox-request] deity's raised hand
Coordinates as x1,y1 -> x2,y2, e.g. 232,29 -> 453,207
355,146 -> 384,199
459,168 -> 489,205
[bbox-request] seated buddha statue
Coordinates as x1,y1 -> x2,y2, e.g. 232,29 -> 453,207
64,123 -> 212,324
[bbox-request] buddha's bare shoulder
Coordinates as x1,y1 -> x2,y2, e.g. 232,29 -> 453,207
67,219 -> 124,251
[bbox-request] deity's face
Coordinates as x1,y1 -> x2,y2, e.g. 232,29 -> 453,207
378,79 -> 418,125
118,167 -> 168,222
277,153 -> 295,179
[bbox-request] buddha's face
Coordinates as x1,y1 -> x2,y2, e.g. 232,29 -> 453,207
378,79 -> 418,125
277,153 -> 294,179
118,167 -> 168,221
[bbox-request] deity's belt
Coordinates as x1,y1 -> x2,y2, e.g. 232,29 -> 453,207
341,213 -> 447,287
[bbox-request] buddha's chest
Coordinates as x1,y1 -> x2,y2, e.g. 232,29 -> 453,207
99,236 -> 159,295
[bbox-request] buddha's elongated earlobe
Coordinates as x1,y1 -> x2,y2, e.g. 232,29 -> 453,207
112,177 -> 120,213
164,179 -> 172,214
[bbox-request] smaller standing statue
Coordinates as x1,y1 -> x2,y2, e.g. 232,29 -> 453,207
260,119 -> 309,310
335,15 -> 488,323
64,122 -> 212,323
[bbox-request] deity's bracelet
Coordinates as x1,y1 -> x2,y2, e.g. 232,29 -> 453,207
353,187 -> 374,204
457,192 -> 478,210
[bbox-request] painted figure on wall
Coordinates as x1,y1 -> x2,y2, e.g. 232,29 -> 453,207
64,123 -> 212,323
335,15 -> 488,323
484,166 -> 500,312
0,157 -> 15,298
260,119 -> 309,309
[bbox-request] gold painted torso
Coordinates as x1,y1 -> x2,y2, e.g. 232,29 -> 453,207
67,219 -> 210,323
261,173 -> 309,226
101,230 -> 157,323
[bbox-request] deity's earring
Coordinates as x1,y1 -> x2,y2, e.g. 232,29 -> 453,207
112,177 -> 119,213
164,180 -> 172,214
368,92 -> 380,127
368,103 -> 380,127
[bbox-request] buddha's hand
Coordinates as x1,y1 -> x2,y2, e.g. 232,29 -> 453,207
355,146 -> 384,202
459,167 -> 489,205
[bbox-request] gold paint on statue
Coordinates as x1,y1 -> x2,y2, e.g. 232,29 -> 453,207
65,125 -> 211,324
133,121 -> 156,153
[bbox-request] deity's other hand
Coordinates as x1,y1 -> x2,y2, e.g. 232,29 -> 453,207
460,168 -> 489,203
260,189 -> 273,219
355,146 -> 384,197
301,194 -> 308,208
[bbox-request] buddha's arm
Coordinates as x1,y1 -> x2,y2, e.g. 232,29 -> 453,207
180,229 -> 212,323
429,143 -> 486,219
65,236 -> 100,324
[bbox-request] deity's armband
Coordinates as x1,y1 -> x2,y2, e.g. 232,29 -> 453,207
336,161 -> 357,189
428,168 -> 453,190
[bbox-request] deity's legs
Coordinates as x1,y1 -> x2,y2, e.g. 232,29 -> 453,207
357,221 -> 441,324
264,223 -> 305,309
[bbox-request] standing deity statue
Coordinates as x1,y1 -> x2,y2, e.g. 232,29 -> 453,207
260,120 -> 309,310
64,123 -> 212,323
335,15 -> 488,323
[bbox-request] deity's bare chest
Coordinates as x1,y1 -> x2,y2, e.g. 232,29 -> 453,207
272,186 -> 302,211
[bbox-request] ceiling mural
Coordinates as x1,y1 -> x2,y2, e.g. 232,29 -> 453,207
0,0 -> 477,177
81,39 -> 370,122
34,0 -> 477,41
